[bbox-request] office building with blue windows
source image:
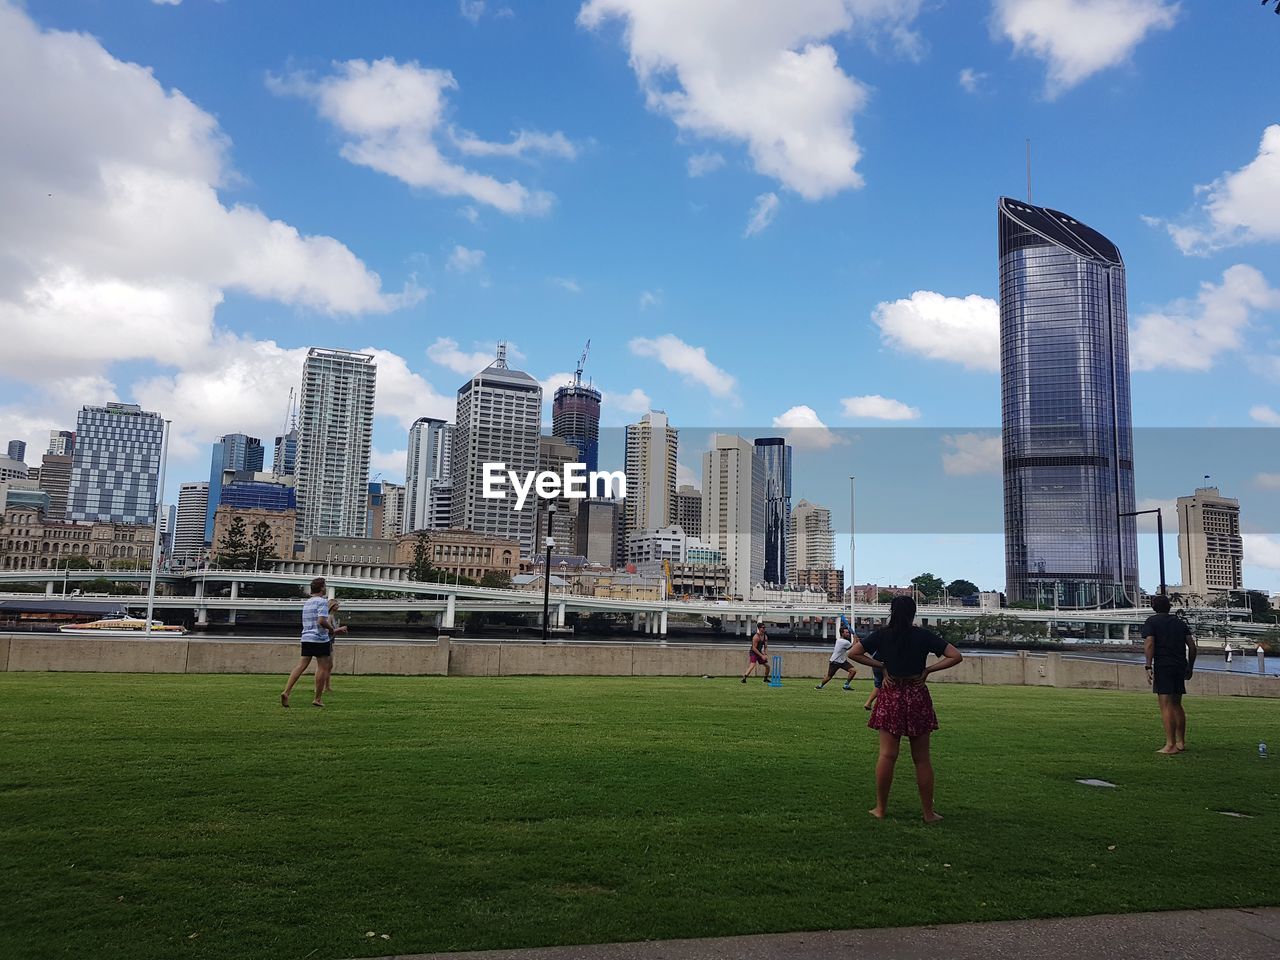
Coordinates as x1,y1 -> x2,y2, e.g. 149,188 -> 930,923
205,434 -> 265,544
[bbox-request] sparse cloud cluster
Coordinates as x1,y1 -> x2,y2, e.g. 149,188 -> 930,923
872,292 -> 1000,373
629,334 -> 737,398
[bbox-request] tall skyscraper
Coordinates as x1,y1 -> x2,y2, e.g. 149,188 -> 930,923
998,198 -> 1138,608
296,348 -> 377,540
7,440 -> 26,463
787,498 -> 835,582
47,430 -> 74,457
450,345 -> 542,555
674,484 -> 702,540
536,436 -> 579,554
1177,486 -> 1243,600
552,343 -> 602,473
701,434 -> 764,599
753,437 -> 792,586
66,402 -> 164,525
272,427 -> 298,477
205,434 -> 265,544
365,480 -> 406,540
623,411 -> 678,541
403,417 -> 453,533
37,453 -> 72,519
175,482 -> 209,565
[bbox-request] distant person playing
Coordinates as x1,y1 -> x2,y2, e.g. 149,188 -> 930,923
321,598 -> 348,694
816,618 -> 858,691
741,623 -> 771,683
281,577 -> 334,708
849,596 -> 963,823
1142,595 -> 1197,754
863,665 -> 884,712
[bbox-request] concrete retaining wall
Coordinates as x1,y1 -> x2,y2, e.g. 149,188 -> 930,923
1,635 -> 1276,698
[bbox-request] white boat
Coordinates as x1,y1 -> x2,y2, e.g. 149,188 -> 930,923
59,617 -> 187,636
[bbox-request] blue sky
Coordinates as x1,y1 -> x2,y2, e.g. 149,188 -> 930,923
1,0 -> 1278,592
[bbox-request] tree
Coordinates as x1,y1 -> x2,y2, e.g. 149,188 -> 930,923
408,531 -> 432,582
215,515 -> 252,570
249,520 -> 278,570
480,570 -> 511,589
946,578 -> 979,598
1246,590 -> 1277,624
911,573 -> 945,603
60,555 -> 96,571
876,590 -> 894,604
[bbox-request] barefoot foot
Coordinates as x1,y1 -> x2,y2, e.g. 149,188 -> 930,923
923,812 -> 944,824
868,807 -> 886,819
312,700 -> 324,708
280,692 -> 289,708
1156,745 -> 1179,754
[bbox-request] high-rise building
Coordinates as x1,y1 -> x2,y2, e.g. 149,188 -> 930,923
272,427 -> 298,477
296,348 -> 377,540
536,436 -> 579,554
998,198 -> 1138,608
47,431 -> 74,457
66,402 -> 164,525
160,503 -> 177,559
674,484 -> 702,540
623,411 -> 678,542
450,345 -> 541,555
1177,486 -> 1243,600
205,434 -> 265,544
701,434 -> 765,599
576,498 -> 619,568
403,418 -> 453,533
753,438 -> 792,586
37,453 -> 72,519
174,482 -> 209,566
7,440 -> 26,463
0,457 -> 27,482
552,346 -> 602,473
365,480 -> 405,540
788,498 -> 836,586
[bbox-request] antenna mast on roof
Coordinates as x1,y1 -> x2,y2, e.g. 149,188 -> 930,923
573,339 -> 591,387
1026,138 -> 1032,203
495,341 -> 509,369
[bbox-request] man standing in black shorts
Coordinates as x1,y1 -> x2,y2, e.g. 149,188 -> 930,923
1141,595 -> 1197,755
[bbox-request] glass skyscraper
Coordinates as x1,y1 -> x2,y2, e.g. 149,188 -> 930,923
66,402 -> 164,525
205,433 -> 265,544
998,198 -> 1138,608
753,437 -> 791,586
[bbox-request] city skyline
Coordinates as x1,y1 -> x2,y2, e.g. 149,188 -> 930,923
1,1 -> 1278,591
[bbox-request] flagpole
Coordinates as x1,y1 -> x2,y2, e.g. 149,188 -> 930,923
848,475 -> 856,632
144,420 -> 170,638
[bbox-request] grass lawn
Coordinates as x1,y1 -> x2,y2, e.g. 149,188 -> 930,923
1,673 -> 1278,960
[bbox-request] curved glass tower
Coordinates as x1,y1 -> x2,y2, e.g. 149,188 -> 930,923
998,198 -> 1138,608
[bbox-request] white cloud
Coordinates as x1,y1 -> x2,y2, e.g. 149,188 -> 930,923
840,394 -> 920,421
676,461 -> 700,490
1254,474 -> 1280,492
371,448 -> 409,480
1251,405 -> 1280,426
426,337 -> 503,376
872,291 -> 1000,372
537,371 -> 577,398
639,289 -> 663,309
1245,534 -> 1280,572
941,433 -> 1002,476
460,1 -> 486,24
269,58 -> 571,216
1158,125 -> 1280,254
360,346 -> 455,430
578,0 -> 925,199
687,151 -> 726,177
550,276 -> 582,293
152,0 -> 182,5
744,192 -> 780,237
459,205 -> 481,224
1134,497 -> 1177,532
629,334 -> 737,397
606,387 -> 652,414
446,244 -> 486,273
1130,265 -> 1280,372
993,0 -> 1179,97
958,68 -> 987,94
772,405 -> 845,450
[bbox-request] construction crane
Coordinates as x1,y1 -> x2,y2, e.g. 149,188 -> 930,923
573,339 -> 591,386
272,388 -> 296,479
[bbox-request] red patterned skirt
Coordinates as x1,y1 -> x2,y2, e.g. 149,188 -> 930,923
868,679 -> 939,738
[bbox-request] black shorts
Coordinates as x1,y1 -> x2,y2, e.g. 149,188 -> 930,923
828,659 -> 855,674
301,640 -> 333,659
1152,664 -> 1186,696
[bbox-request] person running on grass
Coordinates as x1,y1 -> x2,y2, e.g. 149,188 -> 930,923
1142,595 -> 1197,755
741,623 -> 771,683
321,597 -> 348,694
849,595 -> 963,823
281,577 -> 333,708
816,618 -> 858,691
864,665 -> 884,712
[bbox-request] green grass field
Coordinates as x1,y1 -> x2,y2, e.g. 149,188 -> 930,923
1,673 -> 1278,960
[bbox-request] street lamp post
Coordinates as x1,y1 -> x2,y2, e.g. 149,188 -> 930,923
541,504 -> 556,642
1119,507 -> 1166,600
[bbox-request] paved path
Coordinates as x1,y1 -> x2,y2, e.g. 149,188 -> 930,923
376,907 -> 1280,960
